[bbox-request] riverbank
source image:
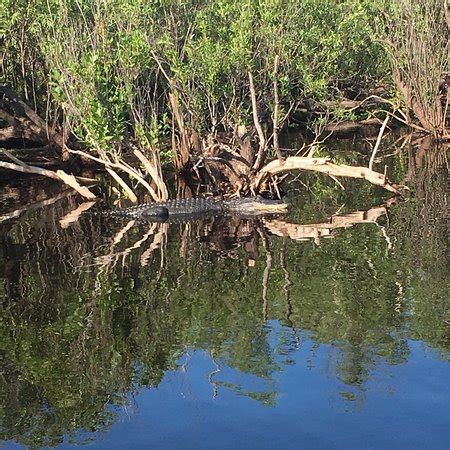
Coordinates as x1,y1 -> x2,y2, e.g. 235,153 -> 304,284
1,0 -> 448,200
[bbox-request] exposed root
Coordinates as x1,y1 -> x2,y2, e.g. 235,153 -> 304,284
133,148 -> 168,201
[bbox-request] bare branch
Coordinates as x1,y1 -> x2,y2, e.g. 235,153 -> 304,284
369,114 -> 390,171
272,55 -> 283,161
249,72 -> 267,170
0,160 -> 96,199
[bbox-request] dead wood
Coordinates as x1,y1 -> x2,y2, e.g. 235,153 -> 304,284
0,126 -> 22,141
105,167 -> 138,203
0,159 -> 96,199
133,148 -> 169,201
169,91 -> 192,170
249,72 -> 267,170
272,55 -> 283,161
203,156 -> 246,193
321,118 -> 385,138
200,134 -> 253,192
369,114 -> 390,171
234,125 -> 255,166
0,86 -> 69,159
254,156 -> 399,193
67,148 -> 167,202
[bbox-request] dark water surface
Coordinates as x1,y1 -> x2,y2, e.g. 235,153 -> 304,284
1,141 -> 449,449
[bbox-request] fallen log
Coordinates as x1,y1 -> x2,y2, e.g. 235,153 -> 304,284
321,118 -> 386,138
254,156 -> 399,193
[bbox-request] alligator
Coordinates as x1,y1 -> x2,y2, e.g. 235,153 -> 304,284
106,196 -> 288,220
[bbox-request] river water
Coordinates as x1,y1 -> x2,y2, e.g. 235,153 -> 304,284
1,138 -> 449,449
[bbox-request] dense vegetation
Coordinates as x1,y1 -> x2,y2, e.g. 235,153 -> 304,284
2,0 -> 389,149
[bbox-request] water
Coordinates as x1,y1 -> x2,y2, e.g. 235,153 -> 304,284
1,142 -> 449,449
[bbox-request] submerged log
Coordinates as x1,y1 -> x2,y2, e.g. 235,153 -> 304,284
321,118 -> 386,138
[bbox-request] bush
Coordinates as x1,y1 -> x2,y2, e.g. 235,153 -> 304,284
2,0 -> 390,154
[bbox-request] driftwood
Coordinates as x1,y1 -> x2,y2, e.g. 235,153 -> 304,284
254,156 -> 399,193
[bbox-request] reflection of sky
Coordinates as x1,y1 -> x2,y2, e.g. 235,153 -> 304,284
47,331 -> 449,450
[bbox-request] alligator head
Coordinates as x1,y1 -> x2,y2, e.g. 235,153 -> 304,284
225,196 -> 288,215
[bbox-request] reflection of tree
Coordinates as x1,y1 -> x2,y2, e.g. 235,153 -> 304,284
394,140 -> 449,356
0,156 -> 449,445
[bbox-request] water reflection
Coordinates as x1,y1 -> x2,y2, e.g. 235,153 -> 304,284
0,146 -> 448,448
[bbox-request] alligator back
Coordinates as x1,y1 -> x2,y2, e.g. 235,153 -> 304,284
107,197 -> 222,219
104,196 -> 287,220
161,198 -> 222,215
